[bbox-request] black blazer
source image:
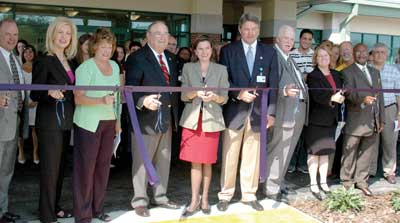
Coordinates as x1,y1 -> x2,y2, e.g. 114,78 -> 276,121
220,40 -> 278,132
306,67 -> 343,127
125,44 -> 179,135
31,55 -> 76,130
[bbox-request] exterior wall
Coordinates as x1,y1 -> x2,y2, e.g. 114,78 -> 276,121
0,0 -> 193,14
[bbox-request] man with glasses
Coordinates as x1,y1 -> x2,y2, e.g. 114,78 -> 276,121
125,20 -> 180,217
166,35 -> 178,54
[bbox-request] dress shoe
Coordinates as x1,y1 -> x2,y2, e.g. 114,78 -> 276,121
181,202 -> 200,218
266,193 -> 288,203
3,213 -> 20,221
310,184 -> 323,201
135,206 -> 150,217
355,186 -> 373,196
242,200 -> 264,211
216,200 -> 229,212
157,201 -> 180,209
320,183 -> 331,194
385,175 -> 397,184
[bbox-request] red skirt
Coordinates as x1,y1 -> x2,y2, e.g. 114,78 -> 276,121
180,113 -> 220,164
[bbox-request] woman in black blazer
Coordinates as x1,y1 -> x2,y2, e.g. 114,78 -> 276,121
31,17 -> 78,223
304,46 -> 344,200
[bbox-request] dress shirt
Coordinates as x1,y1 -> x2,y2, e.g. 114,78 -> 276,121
289,48 -> 314,74
380,64 -> 400,106
356,63 -> 372,86
0,46 -> 25,99
149,44 -> 170,73
275,44 -> 305,99
241,39 -> 257,64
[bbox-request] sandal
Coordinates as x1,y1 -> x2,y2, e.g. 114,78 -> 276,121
95,213 -> 112,222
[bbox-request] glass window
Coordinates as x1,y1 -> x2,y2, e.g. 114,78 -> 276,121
87,19 -> 112,27
378,35 -> 391,47
350,32 -> 362,44
363,34 -> 377,48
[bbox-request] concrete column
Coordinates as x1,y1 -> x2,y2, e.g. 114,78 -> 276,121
322,13 -> 351,44
260,0 -> 297,44
190,0 -> 223,43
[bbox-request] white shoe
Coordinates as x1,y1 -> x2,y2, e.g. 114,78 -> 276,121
34,160 -> 40,164
18,159 -> 26,164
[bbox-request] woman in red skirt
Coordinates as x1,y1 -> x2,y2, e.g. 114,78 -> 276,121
179,35 -> 229,216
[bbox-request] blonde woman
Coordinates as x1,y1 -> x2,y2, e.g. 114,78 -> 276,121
31,16 -> 78,223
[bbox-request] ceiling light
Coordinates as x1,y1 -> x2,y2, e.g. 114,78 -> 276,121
130,14 -> 140,21
0,6 -> 12,13
66,10 -> 79,17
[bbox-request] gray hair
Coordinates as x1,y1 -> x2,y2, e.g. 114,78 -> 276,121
238,13 -> 260,29
372,42 -> 388,52
0,18 -> 16,28
277,25 -> 295,38
147,20 -> 168,33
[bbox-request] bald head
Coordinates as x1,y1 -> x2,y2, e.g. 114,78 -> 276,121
276,25 -> 295,55
0,19 -> 18,52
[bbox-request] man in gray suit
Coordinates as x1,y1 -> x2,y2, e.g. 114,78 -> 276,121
0,18 -> 28,223
340,43 -> 385,196
264,25 -> 308,201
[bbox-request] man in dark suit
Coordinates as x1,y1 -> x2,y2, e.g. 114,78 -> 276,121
125,21 -> 180,217
264,25 -> 309,202
0,18 -> 28,223
217,13 -> 278,212
340,43 -> 385,196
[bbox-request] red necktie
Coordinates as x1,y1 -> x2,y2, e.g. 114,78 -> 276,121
158,54 -> 170,85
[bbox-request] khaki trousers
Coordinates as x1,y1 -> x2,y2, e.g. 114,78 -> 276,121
218,118 -> 260,202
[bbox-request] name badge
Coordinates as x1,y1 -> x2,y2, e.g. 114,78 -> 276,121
178,75 -> 182,82
257,75 -> 266,83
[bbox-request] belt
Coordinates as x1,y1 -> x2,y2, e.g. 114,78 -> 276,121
385,103 -> 396,108
299,99 -> 306,102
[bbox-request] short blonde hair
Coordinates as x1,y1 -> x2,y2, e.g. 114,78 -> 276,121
45,17 -> 77,59
89,28 -> 116,57
312,46 -> 332,67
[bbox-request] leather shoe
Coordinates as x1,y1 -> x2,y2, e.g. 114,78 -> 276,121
216,200 -> 229,212
3,213 -> 19,221
266,193 -> 288,203
0,216 -> 14,223
356,186 -> 373,196
385,175 -> 397,184
242,200 -> 264,211
157,201 -> 180,209
135,206 -> 150,217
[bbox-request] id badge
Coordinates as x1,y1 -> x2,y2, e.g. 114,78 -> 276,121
178,75 -> 182,82
256,75 -> 266,83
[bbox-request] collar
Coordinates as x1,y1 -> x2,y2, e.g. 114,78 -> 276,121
275,44 -> 289,61
148,44 -> 165,60
241,39 -> 257,51
0,46 -> 12,59
356,62 -> 368,71
291,47 -> 313,55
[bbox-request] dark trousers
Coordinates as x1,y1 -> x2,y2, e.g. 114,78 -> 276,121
37,129 -> 70,222
73,121 -> 115,223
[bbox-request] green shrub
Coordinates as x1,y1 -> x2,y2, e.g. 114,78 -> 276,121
325,187 -> 364,213
391,191 -> 400,212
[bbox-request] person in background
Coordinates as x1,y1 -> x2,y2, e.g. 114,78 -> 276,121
336,41 -> 354,71
73,34 -> 91,66
129,41 -> 142,54
111,45 -> 126,76
179,36 -> 229,217
305,46 -> 344,200
167,35 -> 178,54
124,39 -> 131,60
18,44 -> 39,165
73,27 -> 121,223
31,16 -> 78,223
330,44 -> 340,69
176,47 -> 192,76
370,43 -> 400,183
287,28 -> 314,174
396,48 -> 400,64
15,39 -> 27,63
320,40 -> 333,50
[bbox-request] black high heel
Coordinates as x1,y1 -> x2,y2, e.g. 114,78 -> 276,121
201,204 -> 211,215
310,184 -> 322,201
320,183 -> 331,194
181,201 -> 200,218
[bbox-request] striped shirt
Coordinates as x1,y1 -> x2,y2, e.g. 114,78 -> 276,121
289,48 -> 314,74
380,64 -> 400,106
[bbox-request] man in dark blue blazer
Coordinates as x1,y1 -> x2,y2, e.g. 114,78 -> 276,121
217,13 -> 278,212
125,21 -> 180,217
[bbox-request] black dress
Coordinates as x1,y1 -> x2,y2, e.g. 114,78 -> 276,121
304,68 -> 343,155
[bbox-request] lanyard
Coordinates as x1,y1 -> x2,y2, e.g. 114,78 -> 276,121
55,98 -> 66,127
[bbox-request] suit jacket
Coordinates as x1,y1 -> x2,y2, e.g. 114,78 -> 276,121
342,63 -> 385,136
220,40 -> 278,132
179,62 -> 229,132
30,55 -> 76,130
125,44 -> 179,135
273,45 -> 309,128
0,51 -> 29,141
307,68 -> 343,127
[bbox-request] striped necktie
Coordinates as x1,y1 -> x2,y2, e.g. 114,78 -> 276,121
158,54 -> 170,85
9,54 -> 23,111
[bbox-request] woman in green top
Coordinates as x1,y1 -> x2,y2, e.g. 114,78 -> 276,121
72,28 -> 121,223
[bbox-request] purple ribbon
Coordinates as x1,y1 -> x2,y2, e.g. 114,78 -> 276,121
123,90 -> 160,185
259,89 -> 268,182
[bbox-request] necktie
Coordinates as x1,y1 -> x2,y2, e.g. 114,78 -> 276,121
246,46 -> 254,77
361,66 -> 372,85
9,54 -> 23,111
158,54 -> 170,85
